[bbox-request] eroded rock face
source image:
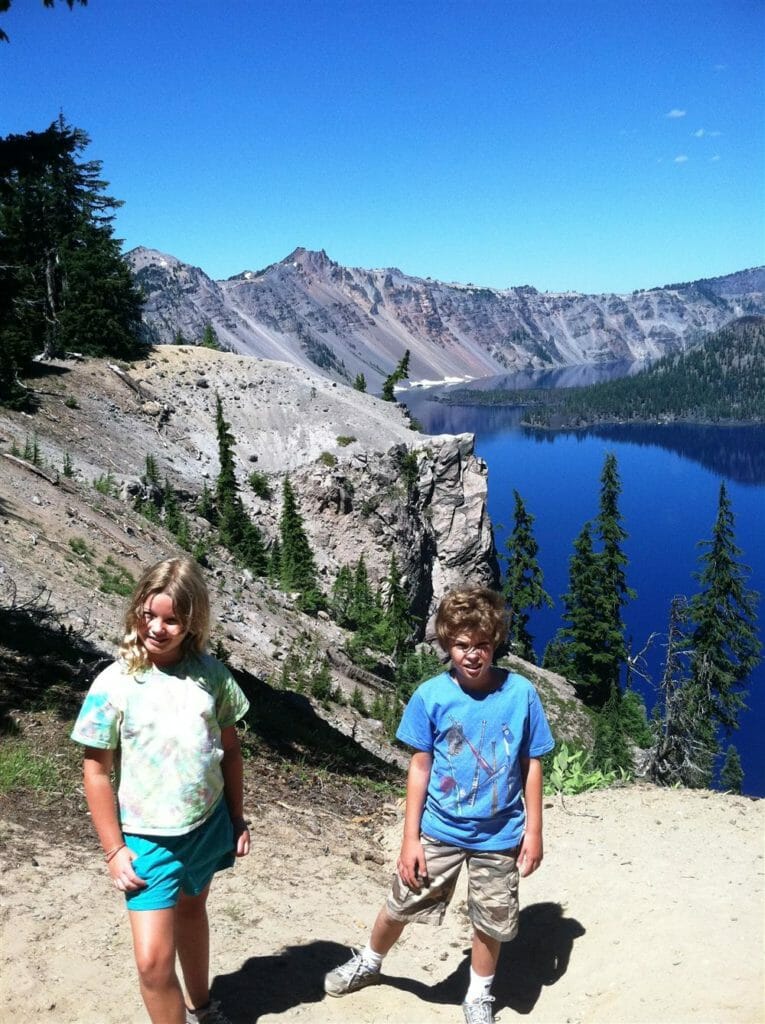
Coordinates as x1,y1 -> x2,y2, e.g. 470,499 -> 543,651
291,433 -> 499,627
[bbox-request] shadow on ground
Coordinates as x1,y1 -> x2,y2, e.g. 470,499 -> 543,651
377,902 -> 585,1015
212,903 -> 584,1021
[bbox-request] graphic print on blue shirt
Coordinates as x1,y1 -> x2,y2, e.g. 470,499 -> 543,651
396,671 -> 554,851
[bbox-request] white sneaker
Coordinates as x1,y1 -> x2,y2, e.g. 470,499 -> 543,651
462,994 -> 496,1024
324,949 -> 382,996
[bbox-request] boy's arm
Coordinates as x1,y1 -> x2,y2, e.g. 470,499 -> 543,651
82,748 -> 146,891
221,724 -> 250,857
397,749 -> 433,891
518,756 -> 544,877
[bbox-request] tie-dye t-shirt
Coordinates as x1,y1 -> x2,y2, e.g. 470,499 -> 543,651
396,670 -> 554,851
71,653 -> 249,836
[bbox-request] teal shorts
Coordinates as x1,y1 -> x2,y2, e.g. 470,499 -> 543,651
124,798 -> 235,911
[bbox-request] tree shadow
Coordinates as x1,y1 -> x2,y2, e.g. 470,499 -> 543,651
211,939 -> 351,1023
383,902 -> 585,1015
230,666 -> 400,783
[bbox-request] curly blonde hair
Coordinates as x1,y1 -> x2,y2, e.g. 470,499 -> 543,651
120,557 -> 210,673
435,586 -> 508,651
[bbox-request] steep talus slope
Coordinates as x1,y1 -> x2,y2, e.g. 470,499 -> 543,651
129,246 -> 765,389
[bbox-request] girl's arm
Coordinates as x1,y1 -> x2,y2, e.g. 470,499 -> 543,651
221,724 -> 250,856
397,749 -> 433,891
518,755 -> 544,877
82,748 -> 146,891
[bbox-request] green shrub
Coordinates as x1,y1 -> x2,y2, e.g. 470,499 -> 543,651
543,743 -> 625,796
319,451 -> 337,467
97,557 -> 135,596
64,396 -> 79,410
336,435 -> 356,447
93,471 -> 117,496
248,470 -> 272,500
68,536 -> 93,559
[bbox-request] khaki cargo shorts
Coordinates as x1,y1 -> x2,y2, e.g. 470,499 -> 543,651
385,834 -> 520,942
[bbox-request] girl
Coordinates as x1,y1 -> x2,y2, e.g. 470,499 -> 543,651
72,557 -> 250,1024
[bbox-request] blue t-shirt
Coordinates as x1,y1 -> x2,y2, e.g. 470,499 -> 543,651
396,670 -> 554,851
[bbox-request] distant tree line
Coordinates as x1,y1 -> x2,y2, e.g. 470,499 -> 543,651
436,318 -> 765,427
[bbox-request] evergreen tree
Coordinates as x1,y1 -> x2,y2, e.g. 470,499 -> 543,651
594,452 -> 635,694
646,596 -> 716,788
200,322 -> 220,350
689,483 -> 761,734
0,117 -> 143,403
213,394 -> 266,574
378,554 -> 410,657
380,349 -> 411,402
550,521 -> 604,698
720,745 -> 744,794
503,490 -> 552,662
279,476 -> 322,612
353,372 -> 367,393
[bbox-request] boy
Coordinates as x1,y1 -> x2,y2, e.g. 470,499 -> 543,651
324,586 -> 554,1024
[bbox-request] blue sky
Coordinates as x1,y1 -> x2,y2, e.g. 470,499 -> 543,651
2,0 -> 763,293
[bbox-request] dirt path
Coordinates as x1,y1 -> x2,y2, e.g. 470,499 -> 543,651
1,784 -> 762,1024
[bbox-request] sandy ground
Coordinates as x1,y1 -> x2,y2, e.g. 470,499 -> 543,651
1,784 -> 763,1024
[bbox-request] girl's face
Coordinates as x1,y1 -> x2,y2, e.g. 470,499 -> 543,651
448,632 -> 495,690
138,591 -> 187,667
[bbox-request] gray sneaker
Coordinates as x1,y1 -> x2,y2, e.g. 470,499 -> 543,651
186,1000 -> 232,1024
462,994 -> 495,1024
324,949 -> 382,997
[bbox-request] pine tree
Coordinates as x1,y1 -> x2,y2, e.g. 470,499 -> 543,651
380,349 -> 411,402
279,477 -> 322,612
551,522 -> 604,699
378,554 -> 410,657
213,394 -> 266,574
353,373 -> 367,393
0,118 -> 143,401
200,323 -> 220,350
720,745 -> 744,794
594,452 -> 635,694
689,483 -> 761,734
503,490 -> 552,662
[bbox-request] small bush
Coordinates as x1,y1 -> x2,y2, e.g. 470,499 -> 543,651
93,472 -> 117,496
64,396 -> 79,410
97,557 -> 135,596
336,435 -> 356,447
68,536 -> 93,560
319,451 -> 337,467
543,743 -> 625,796
248,470 -> 272,500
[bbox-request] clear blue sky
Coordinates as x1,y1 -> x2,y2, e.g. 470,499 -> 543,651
2,0 -> 763,293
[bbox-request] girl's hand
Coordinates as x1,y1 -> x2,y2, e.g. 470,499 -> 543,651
397,836 -> 428,891
107,845 -> 147,892
232,816 -> 251,857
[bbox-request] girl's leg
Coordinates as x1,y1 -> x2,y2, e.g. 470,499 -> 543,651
128,908 -> 186,1024
175,885 -> 212,1011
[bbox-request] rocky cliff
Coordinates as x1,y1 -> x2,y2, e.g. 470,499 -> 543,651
129,246 -> 765,390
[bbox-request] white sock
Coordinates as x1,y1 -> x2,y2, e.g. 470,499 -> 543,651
465,966 -> 494,1002
361,944 -> 384,969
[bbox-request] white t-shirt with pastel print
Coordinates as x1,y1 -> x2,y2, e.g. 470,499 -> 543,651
71,653 -> 249,836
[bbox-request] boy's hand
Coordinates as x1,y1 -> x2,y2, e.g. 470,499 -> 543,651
517,828 -> 543,877
397,836 -> 428,890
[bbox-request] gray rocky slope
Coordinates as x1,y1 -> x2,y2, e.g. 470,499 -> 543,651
129,246 -> 765,391
1,348 -> 589,758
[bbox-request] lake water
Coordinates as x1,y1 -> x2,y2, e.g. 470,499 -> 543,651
403,375 -> 765,798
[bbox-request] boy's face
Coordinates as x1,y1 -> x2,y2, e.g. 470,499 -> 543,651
448,632 -> 495,689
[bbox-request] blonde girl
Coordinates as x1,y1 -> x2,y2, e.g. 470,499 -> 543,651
72,557 -> 250,1024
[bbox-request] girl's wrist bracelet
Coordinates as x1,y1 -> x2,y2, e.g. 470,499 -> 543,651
104,843 -> 126,863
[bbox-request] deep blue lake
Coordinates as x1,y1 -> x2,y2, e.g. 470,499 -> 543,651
403,372 -> 765,798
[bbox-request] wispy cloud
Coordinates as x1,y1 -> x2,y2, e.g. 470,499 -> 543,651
710,154 -> 721,162
714,63 -> 726,72
666,108 -> 687,119
674,155 -> 689,164
692,128 -> 722,138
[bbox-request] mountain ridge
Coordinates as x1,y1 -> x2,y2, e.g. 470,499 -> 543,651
129,247 -> 765,391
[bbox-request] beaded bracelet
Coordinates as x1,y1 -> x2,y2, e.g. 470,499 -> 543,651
104,842 -> 126,863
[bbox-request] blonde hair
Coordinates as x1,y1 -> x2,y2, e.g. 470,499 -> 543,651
435,586 -> 508,651
120,557 -> 210,673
